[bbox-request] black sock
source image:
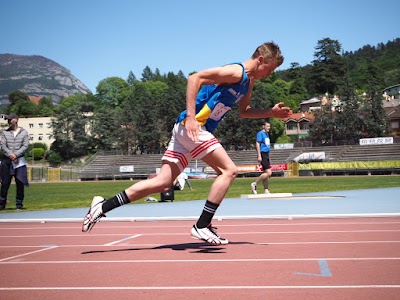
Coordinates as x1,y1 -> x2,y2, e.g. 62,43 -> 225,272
102,191 -> 130,213
196,200 -> 219,228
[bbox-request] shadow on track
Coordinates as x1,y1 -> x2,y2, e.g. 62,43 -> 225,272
81,241 -> 254,255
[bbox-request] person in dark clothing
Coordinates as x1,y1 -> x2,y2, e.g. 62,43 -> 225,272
0,114 -> 29,210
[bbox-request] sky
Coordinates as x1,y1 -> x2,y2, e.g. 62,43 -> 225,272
1,0 -> 399,93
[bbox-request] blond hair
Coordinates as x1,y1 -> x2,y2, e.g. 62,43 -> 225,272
251,42 -> 284,67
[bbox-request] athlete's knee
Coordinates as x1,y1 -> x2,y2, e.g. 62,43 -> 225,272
224,165 -> 238,179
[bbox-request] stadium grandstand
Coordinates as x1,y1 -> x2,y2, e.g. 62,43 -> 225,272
78,143 -> 400,180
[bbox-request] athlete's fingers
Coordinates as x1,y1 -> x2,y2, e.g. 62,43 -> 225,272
185,118 -> 202,142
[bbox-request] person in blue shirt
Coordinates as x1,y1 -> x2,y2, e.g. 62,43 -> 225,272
251,121 -> 272,194
82,41 -> 293,244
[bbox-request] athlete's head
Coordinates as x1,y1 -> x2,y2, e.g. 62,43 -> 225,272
252,42 -> 284,66
251,42 -> 284,80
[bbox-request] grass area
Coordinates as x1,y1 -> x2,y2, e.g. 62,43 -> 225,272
1,175 -> 399,212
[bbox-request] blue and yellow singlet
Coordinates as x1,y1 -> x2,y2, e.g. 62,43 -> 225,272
176,63 -> 250,132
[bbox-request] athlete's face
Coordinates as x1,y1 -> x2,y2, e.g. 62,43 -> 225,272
263,123 -> 271,132
254,58 -> 277,80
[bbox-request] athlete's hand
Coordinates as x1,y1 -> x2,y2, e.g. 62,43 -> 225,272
271,102 -> 292,119
185,117 -> 202,142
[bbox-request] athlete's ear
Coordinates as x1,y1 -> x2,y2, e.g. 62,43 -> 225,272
257,56 -> 264,64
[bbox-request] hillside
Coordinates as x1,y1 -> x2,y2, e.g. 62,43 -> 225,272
0,54 -> 91,105
276,38 -> 400,91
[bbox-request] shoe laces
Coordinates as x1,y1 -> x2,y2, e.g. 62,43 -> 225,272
85,206 -> 105,225
207,224 -> 219,236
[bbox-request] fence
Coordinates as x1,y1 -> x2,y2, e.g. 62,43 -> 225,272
28,166 -> 80,182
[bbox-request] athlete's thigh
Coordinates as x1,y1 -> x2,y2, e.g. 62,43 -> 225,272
201,147 -> 236,175
158,160 -> 182,184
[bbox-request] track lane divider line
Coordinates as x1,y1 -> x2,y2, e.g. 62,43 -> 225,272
104,234 -> 142,246
0,245 -> 59,262
0,285 -> 399,291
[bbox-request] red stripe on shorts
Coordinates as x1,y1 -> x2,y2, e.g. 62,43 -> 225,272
190,138 -> 219,158
164,150 -> 188,167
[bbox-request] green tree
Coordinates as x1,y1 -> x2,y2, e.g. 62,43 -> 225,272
46,150 -> 63,167
8,90 -> 29,105
96,77 -> 132,108
37,96 -> 55,116
30,148 -> 45,161
91,108 -> 119,151
141,66 -> 154,81
51,104 -> 96,160
8,91 -> 38,116
307,105 -> 338,146
360,60 -> 389,137
287,62 -> 308,112
288,63 -> 307,96
311,38 -> 347,95
59,93 -> 99,110
130,80 -> 169,153
269,118 -> 286,144
117,100 -> 136,154
10,99 -> 38,116
127,71 -> 137,87
335,75 -> 364,144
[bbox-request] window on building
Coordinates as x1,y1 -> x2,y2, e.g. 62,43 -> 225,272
392,121 -> 399,129
29,134 -> 34,141
39,123 -> 43,128
286,122 -> 297,130
38,134 -> 43,141
29,123 -> 34,128
300,122 -> 309,130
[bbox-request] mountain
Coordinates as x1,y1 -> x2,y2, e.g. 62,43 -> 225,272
0,54 -> 91,105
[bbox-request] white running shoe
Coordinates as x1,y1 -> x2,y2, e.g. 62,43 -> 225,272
82,196 -> 106,232
251,182 -> 257,194
191,224 -> 229,245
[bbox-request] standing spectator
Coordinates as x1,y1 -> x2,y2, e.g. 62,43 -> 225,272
0,114 -> 29,210
251,121 -> 272,194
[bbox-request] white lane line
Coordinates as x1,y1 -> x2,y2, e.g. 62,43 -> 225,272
1,240 -> 400,249
1,220 -> 400,230
1,229 -> 399,238
1,257 -> 400,264
0,237 -> 400,249
0,234 -> 142,238
0,213 -> 399,224
104,234 -> 142,246
0,285 -> 399,291
256,240 -> 400,245
0,245 -> 58,262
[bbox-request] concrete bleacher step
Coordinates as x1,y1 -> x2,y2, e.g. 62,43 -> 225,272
79,143 -> 400,179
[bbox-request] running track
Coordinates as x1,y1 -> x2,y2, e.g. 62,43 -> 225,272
1,217 -> 400,300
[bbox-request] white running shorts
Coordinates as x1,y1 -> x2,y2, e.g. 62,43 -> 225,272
162,123 -> 222,171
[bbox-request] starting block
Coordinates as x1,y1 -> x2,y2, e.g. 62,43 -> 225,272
241,193 -> 293,199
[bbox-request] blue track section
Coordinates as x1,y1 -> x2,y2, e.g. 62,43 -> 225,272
0,187 -> 399,222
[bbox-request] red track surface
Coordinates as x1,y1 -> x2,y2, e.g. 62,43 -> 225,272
1,217 -> 400,299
